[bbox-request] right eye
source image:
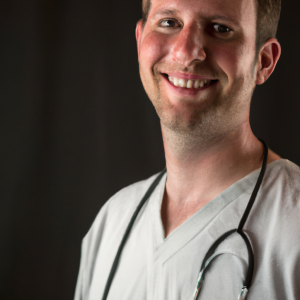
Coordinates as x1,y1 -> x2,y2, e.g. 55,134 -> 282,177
159,19 -> 180,28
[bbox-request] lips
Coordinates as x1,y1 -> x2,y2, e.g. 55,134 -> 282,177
162,73 -> 218,90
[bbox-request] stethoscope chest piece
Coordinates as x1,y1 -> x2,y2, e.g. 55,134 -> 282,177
238,286 -> 248,300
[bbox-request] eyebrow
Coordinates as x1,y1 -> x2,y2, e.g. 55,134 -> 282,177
203,14 -> 237,24
152,8 -> 180,18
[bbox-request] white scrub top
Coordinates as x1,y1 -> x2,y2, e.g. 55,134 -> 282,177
74,159 -> 300,300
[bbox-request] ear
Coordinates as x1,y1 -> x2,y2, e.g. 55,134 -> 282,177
136,19 -> 143,56
256,38 -> 281,85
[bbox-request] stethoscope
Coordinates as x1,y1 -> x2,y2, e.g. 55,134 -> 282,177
101,140 -> 268,300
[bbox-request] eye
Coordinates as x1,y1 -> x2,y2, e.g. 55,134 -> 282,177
159,19 -> 180,28
213,24 -> 231,33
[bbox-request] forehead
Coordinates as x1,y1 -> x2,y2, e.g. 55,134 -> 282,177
149,0 -> 257,25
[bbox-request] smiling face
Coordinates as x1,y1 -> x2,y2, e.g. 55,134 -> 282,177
136,0 -> 260,140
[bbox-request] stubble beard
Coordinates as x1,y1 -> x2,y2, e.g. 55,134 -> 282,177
140,64 -> 256,156
147,66 -> 253,155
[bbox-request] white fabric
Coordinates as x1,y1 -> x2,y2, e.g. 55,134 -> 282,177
74,159 -> 300,300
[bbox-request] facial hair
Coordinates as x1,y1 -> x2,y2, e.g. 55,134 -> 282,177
141,61 -> 256,155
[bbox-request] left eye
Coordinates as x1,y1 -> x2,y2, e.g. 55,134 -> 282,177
213,24 -> 231,33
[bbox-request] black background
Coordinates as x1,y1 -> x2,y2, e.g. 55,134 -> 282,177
1,1 -> 299,299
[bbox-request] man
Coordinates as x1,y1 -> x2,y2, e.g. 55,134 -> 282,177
74,0 -> 300,299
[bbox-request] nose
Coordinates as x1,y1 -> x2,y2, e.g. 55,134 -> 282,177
170,25 -> 206,67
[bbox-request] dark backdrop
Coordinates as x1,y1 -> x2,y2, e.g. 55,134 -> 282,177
1,1 -> 299,299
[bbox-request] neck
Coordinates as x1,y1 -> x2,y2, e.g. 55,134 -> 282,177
161,120 -> 264,207
160,119 -> 281,237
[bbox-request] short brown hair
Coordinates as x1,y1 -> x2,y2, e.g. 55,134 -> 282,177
141,0 -> 281,51
256,0 -> 281,50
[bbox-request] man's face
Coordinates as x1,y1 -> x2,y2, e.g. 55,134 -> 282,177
136,0 -> 259,139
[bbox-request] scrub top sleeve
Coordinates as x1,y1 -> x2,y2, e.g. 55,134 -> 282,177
74,240 -> 86,300
73,201 -> 111,300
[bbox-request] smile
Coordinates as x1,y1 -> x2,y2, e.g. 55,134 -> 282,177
161,73 -> 218,93
168,76 -> 213,89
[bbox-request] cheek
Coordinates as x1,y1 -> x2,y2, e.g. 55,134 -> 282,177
139,32 -> 172,70
211,42 -> 255,84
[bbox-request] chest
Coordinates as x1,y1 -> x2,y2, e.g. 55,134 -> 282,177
161,198 -> 209,237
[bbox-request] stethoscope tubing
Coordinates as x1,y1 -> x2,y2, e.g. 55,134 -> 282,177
101,139 -> 268,300
101,169 -> 167,300
194,139 -> 268,299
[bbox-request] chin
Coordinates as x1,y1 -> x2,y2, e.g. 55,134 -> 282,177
158,106 -> 206,134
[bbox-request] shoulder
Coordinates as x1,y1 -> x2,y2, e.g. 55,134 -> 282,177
75,172 -> 164,296
105,172 -> 162,216
256,159 -> 300,244
263,159 -> 300,198
252,160 -> 300,281
82,171 -> 162,245
260,159 -> 300,216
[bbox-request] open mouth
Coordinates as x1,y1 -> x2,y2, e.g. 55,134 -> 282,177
162,73 -> 218,89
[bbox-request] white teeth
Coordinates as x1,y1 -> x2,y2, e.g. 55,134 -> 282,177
168,76 -> 212,89
173,78 -> 179,87
187,80 -> 193,88
178,79 -> 186,88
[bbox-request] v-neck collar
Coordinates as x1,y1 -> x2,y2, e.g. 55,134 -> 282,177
147,165 -> 266,263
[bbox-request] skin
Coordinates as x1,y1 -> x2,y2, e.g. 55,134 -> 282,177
136,0 -> 281,237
